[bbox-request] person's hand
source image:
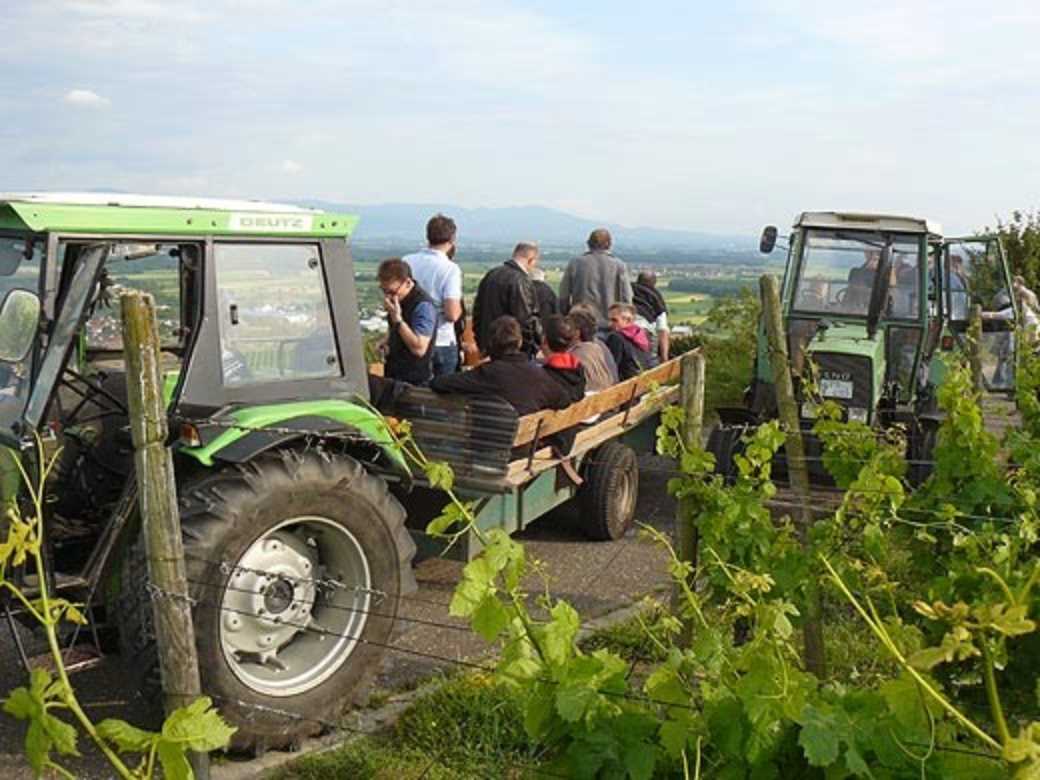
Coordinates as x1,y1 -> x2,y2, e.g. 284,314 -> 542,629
383,294 -> 402,325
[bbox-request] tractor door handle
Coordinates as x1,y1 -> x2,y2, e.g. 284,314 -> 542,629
229,304 -> 239,326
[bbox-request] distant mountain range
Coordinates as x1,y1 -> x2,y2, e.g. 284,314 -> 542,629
298,201 -> 752,251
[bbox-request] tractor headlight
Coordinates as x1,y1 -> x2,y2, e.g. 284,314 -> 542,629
846,407 -> 869,424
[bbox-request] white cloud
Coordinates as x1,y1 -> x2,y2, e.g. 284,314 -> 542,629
63,89 -> 111,108
281,160 -> 302,174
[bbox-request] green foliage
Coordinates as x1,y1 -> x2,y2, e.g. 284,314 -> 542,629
1,443 -> 234,779
373,369 -> 1040,778
987,210 -> 1040,293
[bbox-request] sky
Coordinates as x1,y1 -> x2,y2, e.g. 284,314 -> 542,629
3,0 -> 1039,236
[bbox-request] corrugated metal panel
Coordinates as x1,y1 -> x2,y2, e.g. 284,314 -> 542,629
393,388 -> 519,487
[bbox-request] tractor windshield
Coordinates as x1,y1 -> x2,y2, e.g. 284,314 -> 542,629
793,229 -> 920,319
0,237 -> 42,437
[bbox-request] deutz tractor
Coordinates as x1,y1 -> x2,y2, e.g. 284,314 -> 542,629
708,211 -> 1017,482
0,193 -> 418,751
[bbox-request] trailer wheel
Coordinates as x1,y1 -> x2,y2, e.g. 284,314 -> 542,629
117,449 -> 416,753
706,424 -> 743,479
579,441 -> 638,541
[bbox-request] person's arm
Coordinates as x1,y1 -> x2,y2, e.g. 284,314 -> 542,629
513,277 -> 542,353
431,366 -> 485,395
617,264 -> 633,304
441,264 -> 463,323
558,265 -> 572,313
402,301 -> 436,357
656,311 -> 670,361
385,297 -> 432,356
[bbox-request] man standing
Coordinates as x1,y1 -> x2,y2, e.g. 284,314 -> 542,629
378,258 -> 437,386
472,242 -> 542,357
558,228 -> 632,326
403,214 -> 463,376
632,270 -> 670,362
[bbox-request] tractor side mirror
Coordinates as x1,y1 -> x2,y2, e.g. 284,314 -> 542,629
759,226 -> 778,254
866,245 -> 893,340
0,289 -> 41,363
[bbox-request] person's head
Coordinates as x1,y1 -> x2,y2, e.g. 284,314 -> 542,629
512,241 -> 540,272
543,314 -> 577,354
636,270 -> 657,288
426,213 -> 457,253
1014,274 -> 1027,288
608,302 -> 636,331
587,228 -> 612,252
566,306 -> 597,342
377,257 -> 415,301
487,315 -> 523,359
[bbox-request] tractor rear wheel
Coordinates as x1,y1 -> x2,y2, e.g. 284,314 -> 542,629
118,449 -> 416,752
579,441 -> 638,541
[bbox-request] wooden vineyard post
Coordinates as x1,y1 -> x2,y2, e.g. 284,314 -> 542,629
673,349 -> 705,644
121,292 -> 210,780
969,304 -> 984,395
760,275 -> 826,678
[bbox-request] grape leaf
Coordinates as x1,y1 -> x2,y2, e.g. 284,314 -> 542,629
797,705 -> 840,767
97,719 -> 157,752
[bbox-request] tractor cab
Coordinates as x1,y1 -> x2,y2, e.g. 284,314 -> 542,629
754,211 -> 940,426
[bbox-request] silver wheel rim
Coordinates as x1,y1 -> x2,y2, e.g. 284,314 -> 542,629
219,515 -> 371,698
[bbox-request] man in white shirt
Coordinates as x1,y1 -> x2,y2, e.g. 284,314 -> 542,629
402,214 -> 463,376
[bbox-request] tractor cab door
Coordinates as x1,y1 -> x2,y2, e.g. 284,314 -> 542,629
942,236 -> 1017,392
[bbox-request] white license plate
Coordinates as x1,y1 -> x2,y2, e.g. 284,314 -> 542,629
820,378 -> 854,399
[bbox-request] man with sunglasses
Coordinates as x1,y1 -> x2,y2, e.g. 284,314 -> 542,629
377,258 -> 438,386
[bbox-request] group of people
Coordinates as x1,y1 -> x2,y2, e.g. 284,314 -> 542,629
376,214 -> 671,418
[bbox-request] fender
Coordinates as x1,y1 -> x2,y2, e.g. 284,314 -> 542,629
180,399 -> 409,477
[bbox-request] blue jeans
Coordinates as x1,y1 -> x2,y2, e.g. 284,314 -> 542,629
432,345 -> 459,376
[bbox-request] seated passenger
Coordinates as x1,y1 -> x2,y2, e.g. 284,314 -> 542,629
604,303 -> 655,380
566,305 -> 618,391
541,315 -> 586,404
430,315 -> 571,416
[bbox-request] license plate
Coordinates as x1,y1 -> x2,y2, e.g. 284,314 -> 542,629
820,378 -> 854,399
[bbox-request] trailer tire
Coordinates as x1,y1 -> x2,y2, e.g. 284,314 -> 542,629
707,424 -> 743,479
117,449 -> 416,753
579,441 -> 638,541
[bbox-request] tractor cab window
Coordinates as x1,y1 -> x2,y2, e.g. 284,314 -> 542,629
214,243 -> 340,386
794,230 -> 920,319
84,243 -> 190,352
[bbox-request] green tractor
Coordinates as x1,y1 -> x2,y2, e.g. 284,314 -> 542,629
708,211 -> 1017,482
0,193 -> 418,751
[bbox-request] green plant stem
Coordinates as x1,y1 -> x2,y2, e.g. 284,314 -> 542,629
822,555 -> 1002,753
979,642 -> 1010,747
19,440 -> 136,780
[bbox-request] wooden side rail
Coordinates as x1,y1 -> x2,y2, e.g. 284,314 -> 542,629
511,355 -> 685,448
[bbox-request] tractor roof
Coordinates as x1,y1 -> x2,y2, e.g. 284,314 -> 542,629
0,192 -> 359,239
795,211 -> 941,237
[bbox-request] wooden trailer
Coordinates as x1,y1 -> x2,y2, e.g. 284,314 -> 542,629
388,354 -> 692,560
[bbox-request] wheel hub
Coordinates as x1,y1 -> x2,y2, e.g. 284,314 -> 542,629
221,532 -> 318,661
218,516 -> 373,697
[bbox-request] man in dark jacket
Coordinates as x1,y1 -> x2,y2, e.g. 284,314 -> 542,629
632,270 -> 670,362
541,315 -> 586,404
378,258 -> 438,385
472,243 -> 543,357
431,315 -> 569,416
531,267 -> 559,333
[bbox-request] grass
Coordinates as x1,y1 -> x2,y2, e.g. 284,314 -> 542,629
275,672 -> 543,780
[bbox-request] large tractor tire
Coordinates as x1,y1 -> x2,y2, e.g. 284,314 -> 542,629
579,441 -> 638,541
118,449 -> 416,753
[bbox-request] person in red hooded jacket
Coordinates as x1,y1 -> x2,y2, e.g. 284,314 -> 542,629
604,303 -> 655,380
541,315 -> 586,403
